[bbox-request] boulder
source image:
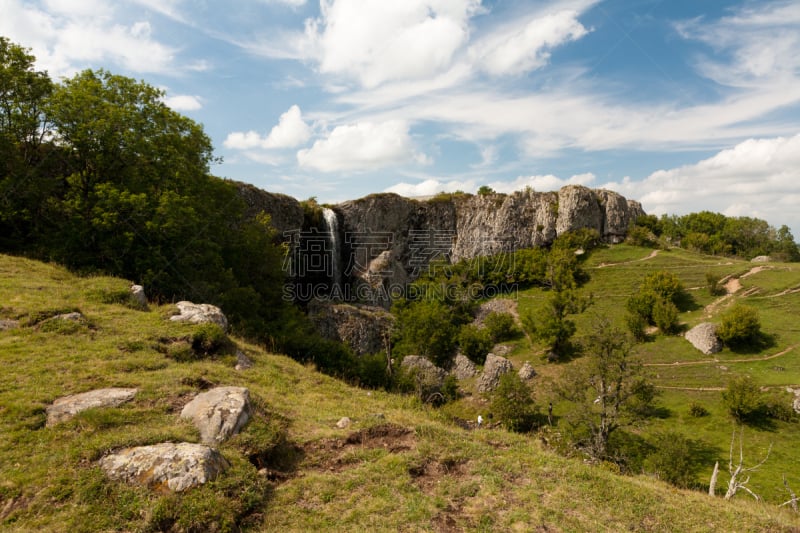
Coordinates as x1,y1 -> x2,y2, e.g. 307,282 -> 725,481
54,312 -> 83,321
477,354 -> 514,393
794,396 -> 800,415
685,323 -> 723,355
518,362 -> 537,380
751,256 -> 771,263
336,417 -> 352,429
170,301 -> 228,331
235,350 -> 253,371
308,302 -> 394,356
180,387 -> 252,445
451,354 -> 477,380
99,442 -> 228,492
401,356 -> 448,400
46,388 -> 137,426
130,285 -> 147,308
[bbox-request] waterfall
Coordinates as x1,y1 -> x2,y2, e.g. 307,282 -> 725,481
322,208 -> 341,289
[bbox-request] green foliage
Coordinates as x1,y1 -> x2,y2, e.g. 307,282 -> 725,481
357,353 -> 391,389
641,271 -> 685,303
626,225 -> 658,248
483,311 -> 519,343
643,431 -> 698,488
688,402 -> 709,417
626,271 -> 688,336
490,373 -> 537,432
625,312 -> 648,342
458,324 -> 493,365
652,298 -> 679,335
190,323 -> 231,357
717,305 -> 762,348
722,375 -> 766,424
392,299 -> 458,367
705,271 -> 723,296
441,374 -> 460,403
477,185 -> 495,195
523,289 -> 590,359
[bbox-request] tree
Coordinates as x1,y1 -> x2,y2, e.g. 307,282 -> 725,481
717,305 -> 762,348
392,299 -> 458,366
556,318 -> 653,461
490,373 -> 536,432
477,185 -> 494,195
523,288 -> 590,360
721,375 -> 765,424
458,324 -> 493,364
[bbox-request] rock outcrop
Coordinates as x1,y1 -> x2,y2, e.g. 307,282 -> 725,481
518,362 -> 537,380
46,388 -> 137,426
170,301 -> 229,331
477,354 -> 514,393
99,442 -> 229,492
180,387 -> 252,445
130,285 -> 147,308
451,354 -> 477,380
234,181 -> 304,236
308,302 -> 394,356
685,323 -> 723,355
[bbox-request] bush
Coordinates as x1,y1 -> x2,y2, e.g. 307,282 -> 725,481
722,375 -> 765,423
644,431 -> 696,488
688,402 -> 709,417
705,271 -> 723,296
652,297 -> 679,335
483,311 -> 519,342
357,353 -> 390,389
625,312 -> 648,342
717,305 -> 761,348
458,324 -> 493,365
490,373 -> 537,432
190,323 -> 230,356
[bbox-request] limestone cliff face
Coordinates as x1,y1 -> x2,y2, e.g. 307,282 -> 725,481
232,180 -> 304,236
233,182 -> 644,291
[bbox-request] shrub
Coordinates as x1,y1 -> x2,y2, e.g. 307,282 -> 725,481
458,324 -> 493,365
688,402 -> 709,417
641,271 -> 685,304
717,305 -> 761,348
625,312 -> 648,342
477,185 -> 494,196
705,271 -> 723,296
190,323 -> 230,356
483,311 -> 519,342
652,297 -> 679,335
644,431 -> 696,488
722,375 -> 765,423
357,353 -> 390,389
490,373 -> 537,432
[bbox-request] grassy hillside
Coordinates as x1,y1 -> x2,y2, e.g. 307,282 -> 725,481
1,253 -> 799,532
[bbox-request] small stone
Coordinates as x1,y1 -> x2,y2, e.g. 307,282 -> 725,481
180,387 -> 251,445
518,362 -> 537,380
336,417 -> 352,429
130,285 -> 147,308
46,388 -> 137,426
235,350 -> 253,371
170,301 -> 228,331
54,312 -> 83,322
0,319 -> 19,331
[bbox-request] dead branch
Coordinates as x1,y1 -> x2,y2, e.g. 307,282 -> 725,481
723,426 -> 772,501
781,475 -> 798,511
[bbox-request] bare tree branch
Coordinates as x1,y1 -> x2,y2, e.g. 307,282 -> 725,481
723,426 -> 772,501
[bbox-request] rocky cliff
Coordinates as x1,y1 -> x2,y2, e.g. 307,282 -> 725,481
236,183 -> 644,301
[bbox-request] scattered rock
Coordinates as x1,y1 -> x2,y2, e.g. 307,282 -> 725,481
130,285 -> 147,308
685,323 -> 723,355
717,365 -> 728,371
235,350 -> 253,371
492,344 -> 513,357
0,319 -> 19,331
54,312 -> 83,322
46,388 -> 137,426
451,354 -> 477,380
180,387 -> 251,445
170,301 -> 228,331
401,356 -> 448,400
477,354 -> 514,393
99,442 -> 229,492
336,417 -> 352,429
751,255 -> 771,263
518,362 -> 537,380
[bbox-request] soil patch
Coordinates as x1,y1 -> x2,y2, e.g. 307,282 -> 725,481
303,423 -> 416,472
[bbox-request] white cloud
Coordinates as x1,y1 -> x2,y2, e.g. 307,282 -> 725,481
0,0 -> 181,77
470,9 -> 589,76
264,0 -> 307,6
385,172 -> 595,197
162,94 -> 203,111
385,178 -> 476,197
603,133 -> 800,235
297,120 -> 429,172
224,105 -> 312,150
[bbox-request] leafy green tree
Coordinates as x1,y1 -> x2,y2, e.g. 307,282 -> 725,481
644,431 -> 697,488
717,305 -> 762,348
490,373 -> 537,432
483,311 -> 519,342
477,185 -> 494,195
523,289 -> 590,360
722,375 -> 765,424
392,299 -> 458,366
556,318 -> 653,460
652,297 -> 679,335
458,324 -> 493,365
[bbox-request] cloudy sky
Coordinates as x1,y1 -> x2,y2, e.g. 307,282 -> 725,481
3,0 -> 800,234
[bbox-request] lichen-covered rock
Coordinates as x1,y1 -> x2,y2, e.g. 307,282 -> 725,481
685,323 -> 723,355
451,354 -> 477,380
170,301 -> 228,331
46,388 -> 137,426
0,319 -> 19,331
99,442 -> 228,492
477,354 -> 514,393
518,362 -> 537,380
130,285 -> 147,308
308,302 -> 394,356
336,417 -> 352,429
180,387 -> 252,445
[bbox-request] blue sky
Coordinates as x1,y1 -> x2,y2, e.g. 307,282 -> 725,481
3,0 -> 800,235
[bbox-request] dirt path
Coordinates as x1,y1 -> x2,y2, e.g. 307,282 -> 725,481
595,249 -> 659,268
645,344 -> 797,368
702,266 -> 767,318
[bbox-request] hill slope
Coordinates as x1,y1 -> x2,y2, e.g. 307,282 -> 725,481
1,253 -> 798,532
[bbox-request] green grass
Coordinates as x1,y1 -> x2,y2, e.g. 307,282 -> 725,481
1,253 -> 800,531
